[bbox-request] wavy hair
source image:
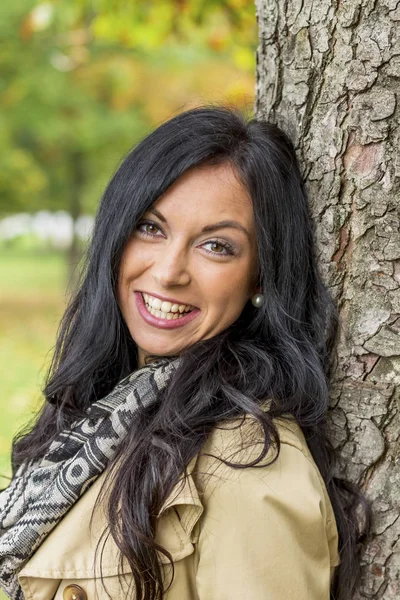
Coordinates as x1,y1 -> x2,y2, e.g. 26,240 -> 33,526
11,106 -> 371,600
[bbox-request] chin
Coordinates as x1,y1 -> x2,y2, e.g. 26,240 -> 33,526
137,339 -> 186,359
145,347 -> 179,357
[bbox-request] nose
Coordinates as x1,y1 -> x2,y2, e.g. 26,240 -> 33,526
151,244 -> 191,288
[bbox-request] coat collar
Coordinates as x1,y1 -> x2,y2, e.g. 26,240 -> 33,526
18,407 -> 298,597
19,455 -> 203,592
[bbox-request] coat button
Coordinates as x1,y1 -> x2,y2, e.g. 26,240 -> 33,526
63,584 -> 87,600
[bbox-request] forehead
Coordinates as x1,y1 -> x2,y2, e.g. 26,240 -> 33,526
152,162 -> 254,226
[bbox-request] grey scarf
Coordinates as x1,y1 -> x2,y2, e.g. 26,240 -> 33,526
0,357 -> 178,600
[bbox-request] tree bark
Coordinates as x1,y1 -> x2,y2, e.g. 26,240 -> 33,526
255,1 -> 400,597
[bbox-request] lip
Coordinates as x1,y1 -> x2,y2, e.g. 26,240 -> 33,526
135,292 -> 200,330
138,290 -> 197,309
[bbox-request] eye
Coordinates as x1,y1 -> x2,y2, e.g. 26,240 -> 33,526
136,220 -> 163,237
202,239 -> 236,256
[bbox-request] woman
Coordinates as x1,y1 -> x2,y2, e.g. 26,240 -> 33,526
0,106 -> 370,600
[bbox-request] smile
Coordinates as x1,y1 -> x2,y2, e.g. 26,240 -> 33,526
142,292 -> 195,320
134,292 -> 200,330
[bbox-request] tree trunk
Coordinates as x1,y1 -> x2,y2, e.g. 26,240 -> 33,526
255,0 -> 400,597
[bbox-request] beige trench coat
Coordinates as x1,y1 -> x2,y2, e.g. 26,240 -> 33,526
18,413 -> 340,600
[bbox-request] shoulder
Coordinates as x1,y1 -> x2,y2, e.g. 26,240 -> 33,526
192,410 -> 340,569
191,412 -> 341,598
194,409 -> 320,483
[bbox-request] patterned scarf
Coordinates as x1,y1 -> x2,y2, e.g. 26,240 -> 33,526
0,357 -> 178,600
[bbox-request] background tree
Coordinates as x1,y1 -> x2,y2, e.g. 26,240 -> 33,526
0,1 -> 258,510
255,0 -> 400,597
0,0 -> 256,284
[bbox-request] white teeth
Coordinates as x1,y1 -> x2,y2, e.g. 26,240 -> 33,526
142,293 -> 194,316
153,298 -> 162,310
146,302 -> 188,320
161,301 -> 172,313
142,292 -> 196,322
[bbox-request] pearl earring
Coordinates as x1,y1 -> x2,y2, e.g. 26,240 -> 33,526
251,293 -> 264,308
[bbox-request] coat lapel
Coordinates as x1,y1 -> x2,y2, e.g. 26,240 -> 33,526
18,455 -> 203,598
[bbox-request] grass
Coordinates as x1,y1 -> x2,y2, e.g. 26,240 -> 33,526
0,245 -> 67,600
0,245 -> 67,482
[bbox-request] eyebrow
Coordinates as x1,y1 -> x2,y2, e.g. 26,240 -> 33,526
149,208 -> 250,239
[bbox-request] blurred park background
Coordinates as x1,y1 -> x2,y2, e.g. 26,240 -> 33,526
0,0 -> 257,495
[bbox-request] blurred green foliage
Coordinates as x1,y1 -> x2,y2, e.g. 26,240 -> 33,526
0,10 -> 256,594
0,245 -> 66,600
0,0 -> 257,217
0,244 -> 66,480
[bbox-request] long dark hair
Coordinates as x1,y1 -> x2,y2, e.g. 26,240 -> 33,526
11,106 -> 371,600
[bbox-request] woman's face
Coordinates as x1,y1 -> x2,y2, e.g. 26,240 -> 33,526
117,162 -> 259,367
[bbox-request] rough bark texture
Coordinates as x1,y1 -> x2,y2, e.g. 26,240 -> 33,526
255,1 -> 400,597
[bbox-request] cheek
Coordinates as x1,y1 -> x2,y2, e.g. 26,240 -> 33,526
118,241 -> 145,286
117,247 -> 138,308
116,278 -> 129,321
117,259 -> 129,303
202,266 -> 251,312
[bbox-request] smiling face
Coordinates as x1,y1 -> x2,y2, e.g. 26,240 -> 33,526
117,162 -> 260,367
